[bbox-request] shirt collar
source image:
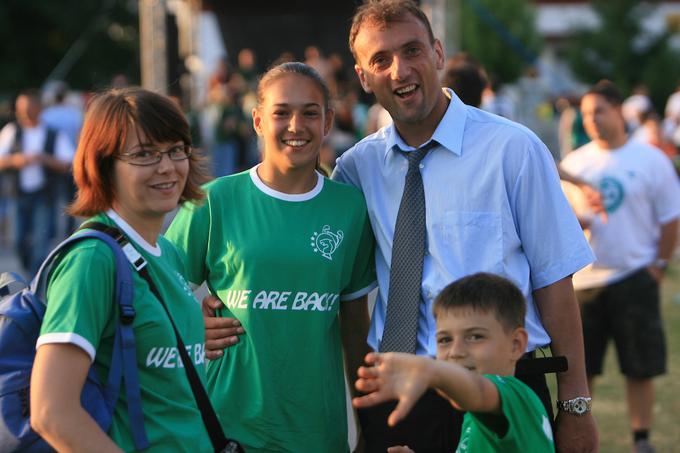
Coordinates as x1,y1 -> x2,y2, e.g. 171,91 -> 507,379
383,88 -> 467,162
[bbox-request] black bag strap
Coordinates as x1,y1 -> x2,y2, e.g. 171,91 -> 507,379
44,128 -> 57,156
82,222 -> 242,453
10,123 -> 22,155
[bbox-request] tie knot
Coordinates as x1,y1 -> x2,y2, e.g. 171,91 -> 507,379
404,141 -> 436,168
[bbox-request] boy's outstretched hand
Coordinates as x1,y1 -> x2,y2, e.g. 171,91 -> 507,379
352,352 -> 431,427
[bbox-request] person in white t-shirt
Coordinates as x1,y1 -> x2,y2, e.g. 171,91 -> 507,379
561,80 -> 680,453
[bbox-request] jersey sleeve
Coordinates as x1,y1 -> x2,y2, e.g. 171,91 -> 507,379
340,197 -> 377,301
165,198 -> 211,285
470,375 -> 554,450
38,240 -> 116,361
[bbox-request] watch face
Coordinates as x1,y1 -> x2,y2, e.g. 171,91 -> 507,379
573,399 -> 587,414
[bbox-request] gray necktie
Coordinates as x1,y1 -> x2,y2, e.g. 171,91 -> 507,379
380,141 -> 436,353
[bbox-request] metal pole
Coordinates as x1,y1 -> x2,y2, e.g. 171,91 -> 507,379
139,0 -> 168,93
446,0 -> 461,57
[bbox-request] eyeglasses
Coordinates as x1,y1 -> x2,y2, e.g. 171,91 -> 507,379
117,144 -> 192,166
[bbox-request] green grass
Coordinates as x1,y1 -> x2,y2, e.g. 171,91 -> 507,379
548,260 -> 680,452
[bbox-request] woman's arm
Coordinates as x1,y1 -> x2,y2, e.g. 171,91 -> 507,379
30,343 -> 123,453
339,295 -> 371,398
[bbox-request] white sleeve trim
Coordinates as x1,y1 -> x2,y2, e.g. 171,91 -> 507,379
341,281 -> 378,301
36,332 -> 96,362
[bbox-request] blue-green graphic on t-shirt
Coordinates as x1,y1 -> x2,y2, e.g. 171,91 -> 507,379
599,176 -> 625,213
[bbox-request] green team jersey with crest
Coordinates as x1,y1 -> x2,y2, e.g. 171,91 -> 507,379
39,213 -> 212,453
166,167 -> 377,453
456,375 -> 555,453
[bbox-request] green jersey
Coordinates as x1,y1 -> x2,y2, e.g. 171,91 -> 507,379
166,168 -> 377,453
456,375 -> 555,453
39,212 -> 212,453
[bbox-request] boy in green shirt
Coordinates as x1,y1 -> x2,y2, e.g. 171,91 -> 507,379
353,273 -> 555,452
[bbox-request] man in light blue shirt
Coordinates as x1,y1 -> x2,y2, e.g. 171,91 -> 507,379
333,1 -> 598,452
334,88 -> 594,358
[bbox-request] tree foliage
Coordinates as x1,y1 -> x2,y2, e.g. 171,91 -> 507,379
0,0 -> 139,93
566,0 -> 680,110
460,0 -> 543,84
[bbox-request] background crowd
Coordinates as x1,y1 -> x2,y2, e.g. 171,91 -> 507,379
2,44 -> 680,267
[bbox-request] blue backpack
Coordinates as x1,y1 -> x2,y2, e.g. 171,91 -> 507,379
0,230 -> 150,452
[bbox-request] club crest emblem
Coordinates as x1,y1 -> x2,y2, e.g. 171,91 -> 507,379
311,225 -> 344,261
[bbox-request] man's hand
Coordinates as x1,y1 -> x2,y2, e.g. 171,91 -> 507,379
10,153 -> 40,169
387,446 -> 415,453
202,294 -> 244,360
578,183 -> 607,223
554,411 -> 598,453
646,265 -> 665,283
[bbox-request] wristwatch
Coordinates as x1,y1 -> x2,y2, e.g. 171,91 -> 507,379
556,396 -> 592,415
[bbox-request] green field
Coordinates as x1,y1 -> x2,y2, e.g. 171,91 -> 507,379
549,261 -> 680,452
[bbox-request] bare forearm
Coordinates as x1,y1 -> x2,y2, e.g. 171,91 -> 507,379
429,360 -> 499,413
533,277 -> 590,399
656,219 -> 678,260
33,405 -> 122,453
42,154 -> 71,173
31,345 -> 123,453
0,155 -> 15,170
340,296 -> 371,397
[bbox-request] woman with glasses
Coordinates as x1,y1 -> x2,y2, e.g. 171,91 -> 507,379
30,87 -> 214,452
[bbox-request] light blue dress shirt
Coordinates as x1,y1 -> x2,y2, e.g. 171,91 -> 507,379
333,89 -> 594,355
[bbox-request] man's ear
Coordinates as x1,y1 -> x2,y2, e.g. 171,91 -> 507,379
511,327 -> 529,361
252,107 -> 263,136
434,39 -> 445,71
355,64 -> 373,94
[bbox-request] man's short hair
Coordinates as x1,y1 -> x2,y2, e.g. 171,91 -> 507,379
586,79 -> 624,107
433,272 -> 526,331
16,88 -> 42,107
349,0 -> 436,59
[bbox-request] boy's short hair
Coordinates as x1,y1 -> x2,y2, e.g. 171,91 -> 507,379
433,273 -> 526,331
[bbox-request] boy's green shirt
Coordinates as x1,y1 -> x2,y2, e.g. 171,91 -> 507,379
456,375 -> 555,453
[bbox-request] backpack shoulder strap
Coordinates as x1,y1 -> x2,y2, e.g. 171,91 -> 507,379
31,228 -> 150,450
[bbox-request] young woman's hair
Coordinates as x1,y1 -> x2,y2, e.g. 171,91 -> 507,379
256,61 -> 331,111
433,272 -> 526,332
68,87 -> 209,217
255,62 -> 332,176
